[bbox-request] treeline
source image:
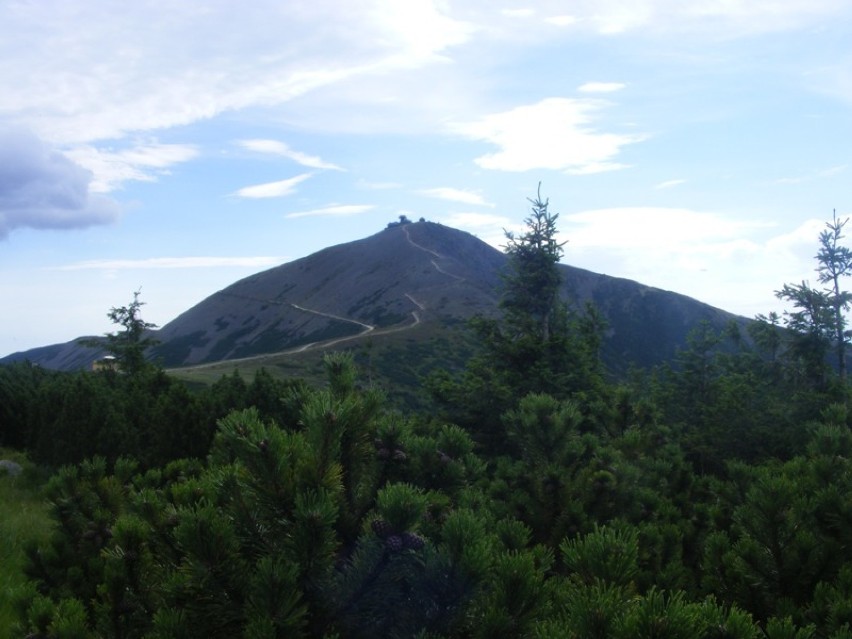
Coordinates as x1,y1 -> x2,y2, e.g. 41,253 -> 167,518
0,362 -> 304,468
4,193 -> 852,637
7,351 -> 852,638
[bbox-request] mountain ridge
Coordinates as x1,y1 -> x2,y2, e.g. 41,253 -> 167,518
2,221 -> 741,374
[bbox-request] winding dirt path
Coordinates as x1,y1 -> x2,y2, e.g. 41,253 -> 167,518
171,226 -> 459,373
402,226 -> 465,282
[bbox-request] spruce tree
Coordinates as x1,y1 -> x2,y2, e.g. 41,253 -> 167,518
429,187 -> 606,451
816,210 -> 852,381
501,184 -> 566,345
81,289 -> 159,375
774,210 -> 852,388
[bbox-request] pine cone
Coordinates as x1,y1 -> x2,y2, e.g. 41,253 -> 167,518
385,535 -> 404,553
371,518 -> 394,539
401,531 -> 425,550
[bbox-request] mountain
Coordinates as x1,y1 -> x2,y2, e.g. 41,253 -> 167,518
2,221 -> 741,377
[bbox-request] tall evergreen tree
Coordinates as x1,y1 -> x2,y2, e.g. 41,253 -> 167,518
773,211 -> 852,389
500,184 -> 566,344
816,210 -> 852,380
428,187 -> 606,450
82,289 -> 159,375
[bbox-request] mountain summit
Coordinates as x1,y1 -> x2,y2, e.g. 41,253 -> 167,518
152,221 -> 505,366
2,221 -> 739,373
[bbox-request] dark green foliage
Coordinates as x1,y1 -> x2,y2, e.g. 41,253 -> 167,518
0,361 -> 55,449
80,289 -> 160,376
815,211 -> 852,379
9,205 -> 852,638
0,360 -> 306,469
767,211 -> 852,389
501,185 -> 566,344
428,189 -> 607,452
560,524 -> 639,588
11,343 -> 852,638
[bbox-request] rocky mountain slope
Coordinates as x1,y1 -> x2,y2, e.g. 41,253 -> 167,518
2,220 -> 740,374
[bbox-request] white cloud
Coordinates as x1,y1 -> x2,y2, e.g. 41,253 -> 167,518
0,1 -> 474,145
418,187 -> 493,206
565,207 -> 770,249
2,0 -> 849,149
501,8 -> 535,18
2,0 -> 845,154
557,206 -> 823,317
579,0 -> 850,36
440,211 -> 512,229
233,173 -> 313,198
455,98 -> 645,174
654,179 -> 686,189
55,256 -> 288,270
437,212 -> 515,250
0,126 -> 121,238
578,82 -> 626,93
65,142 -> 198,192
545,15 -> 578,27
285,204 -> 374,219
370,0 -> 474,61
237,139 -> 342,171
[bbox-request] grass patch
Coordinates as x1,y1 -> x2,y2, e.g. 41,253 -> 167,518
0,449 -> 53,633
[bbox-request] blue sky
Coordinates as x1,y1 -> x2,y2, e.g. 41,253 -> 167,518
2,1 -> 851,358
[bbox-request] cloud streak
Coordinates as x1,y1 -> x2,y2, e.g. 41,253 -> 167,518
774,164 -> 847,185
233,173 -> 313,198
285,204 -> 374,219
578,82 -> 626,93
65,142 -> 199,193
418,187 -> 493,206
655,179 -> 686,189
238,139 -> 343,170
0,1 -> 473,146
54,256 -> 288,270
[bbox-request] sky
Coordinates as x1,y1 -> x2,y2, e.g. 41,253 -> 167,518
2,0 -> 851,358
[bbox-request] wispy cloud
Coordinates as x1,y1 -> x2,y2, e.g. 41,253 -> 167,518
2,0 -> 849,150
0,2 -> 474,146
440,211 -> 512,229
545,15 -> 578,27
454,98 -> 646,174
583,0 -> 851,36
357,179 -> 402,190
774,164 -> 847,185
233,173 -> 313,198
65,142 -> 199,192
578,82 -> 626,93
655,178 -> 686,189
501,8 -> 535,18
437,212 -> 516,250
285,204 -> 374,219
54,256 -> 288,271
237,139 -> 343,171
418,187 -> 493,207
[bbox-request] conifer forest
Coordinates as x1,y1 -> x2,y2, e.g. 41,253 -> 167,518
5,194 -> 852,638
